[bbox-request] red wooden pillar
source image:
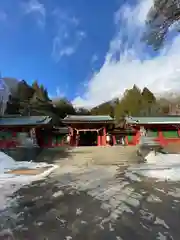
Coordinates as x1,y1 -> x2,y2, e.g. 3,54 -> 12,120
158,131 -> 165,145
69,127 -> 74,146
125,136 -> 128,145
178,128 -> 180,137
97,134 -> 101,146
112,135 -> 116,145
103,127 -> 106,146
12,131 -> 17,137
135,130 -> 141,145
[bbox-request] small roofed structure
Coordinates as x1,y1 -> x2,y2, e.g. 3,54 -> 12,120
125,116 -> 180,146
0,115 -> 69,148
108,127 -> 136,145
0,115 -> 53,148
62,115 -> 114,146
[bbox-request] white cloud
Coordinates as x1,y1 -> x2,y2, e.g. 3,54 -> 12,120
21,0 -> 46,27
52,37 -> 76,59
52,9 -> 85,61
72,0 -> 180,108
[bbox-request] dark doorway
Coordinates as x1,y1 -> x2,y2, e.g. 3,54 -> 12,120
78,131 -> 97,146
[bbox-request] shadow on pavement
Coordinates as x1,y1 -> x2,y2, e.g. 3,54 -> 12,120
1,146 -> 73,164
34,146 -> 73,164
0,178 -> 142,240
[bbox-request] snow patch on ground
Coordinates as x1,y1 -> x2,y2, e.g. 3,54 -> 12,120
0,151 -> 58,210
127,151 -> 180,182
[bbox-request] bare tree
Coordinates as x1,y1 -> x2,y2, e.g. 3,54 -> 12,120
143,0 -> 180,49
0,77 -> 10,115
0,96 -> 3,116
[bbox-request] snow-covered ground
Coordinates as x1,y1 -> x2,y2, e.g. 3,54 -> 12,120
0,151 -> 58,210
1,148 -> 180,240
127,151 -> 180,181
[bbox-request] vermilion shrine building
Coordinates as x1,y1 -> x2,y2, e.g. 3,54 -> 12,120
1,115 -> 180,149
62,115 -> 115,146
125,117 -> 180,146
0,115 -> 68,148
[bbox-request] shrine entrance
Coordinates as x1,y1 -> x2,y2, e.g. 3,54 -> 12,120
78,130 -> 98,146
62,115 -> 114,147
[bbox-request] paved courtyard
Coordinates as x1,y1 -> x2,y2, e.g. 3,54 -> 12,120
0,146 -> 180,240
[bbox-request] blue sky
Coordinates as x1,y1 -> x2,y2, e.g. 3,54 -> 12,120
0,0 -> 180,108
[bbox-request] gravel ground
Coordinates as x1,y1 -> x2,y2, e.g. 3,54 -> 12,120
0,146 -> 180,240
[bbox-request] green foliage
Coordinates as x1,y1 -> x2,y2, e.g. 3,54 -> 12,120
17,80 -> 35,102
91,99 -> 116,117
5,95 -> 20,115
53,98 -> 76,119
92,85 -> 166,122
32,80 -> 39,92
114,85 -> 143,118
4,77 -> 174,126
142,87 -> 156,103
32,80 -> 50,101
5,80 -> 61,124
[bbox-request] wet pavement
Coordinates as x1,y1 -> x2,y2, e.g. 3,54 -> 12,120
1,147 -> 180,240
0,166 -> 180,240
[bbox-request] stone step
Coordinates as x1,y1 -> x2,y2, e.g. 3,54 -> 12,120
68,146 -> 139,166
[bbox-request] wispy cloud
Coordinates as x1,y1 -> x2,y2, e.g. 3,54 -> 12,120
49,86 -> 67,100
21,0 -> 46,28
77,30 -> 86,40
91,54 -> 98,63
53,37 -> 76,59
52,9 -> 86,61
0,10 -> 7,22
73,0 -> 180,108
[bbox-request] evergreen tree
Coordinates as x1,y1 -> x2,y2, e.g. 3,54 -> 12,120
115,85 -> 143,118
140,87 -> 158,116
17,80 -> 34,102
142,87 -> 156,103
5,95 -> 20,115
53,98 -> 76,118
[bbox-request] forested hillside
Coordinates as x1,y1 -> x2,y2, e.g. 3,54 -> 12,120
4,79 -> 76,125
3,78 -> 176,125
90,85 -> 172,122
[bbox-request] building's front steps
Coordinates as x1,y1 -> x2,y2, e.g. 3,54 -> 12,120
59,146 -> 139,167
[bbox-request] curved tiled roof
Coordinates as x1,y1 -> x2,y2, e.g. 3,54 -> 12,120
0,116 -> 51,126
126,116 -> 180,124
63,115 -> 114,122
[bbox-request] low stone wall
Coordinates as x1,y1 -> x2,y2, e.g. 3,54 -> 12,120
2,147 -> 42,162
163,142 -> 180,154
